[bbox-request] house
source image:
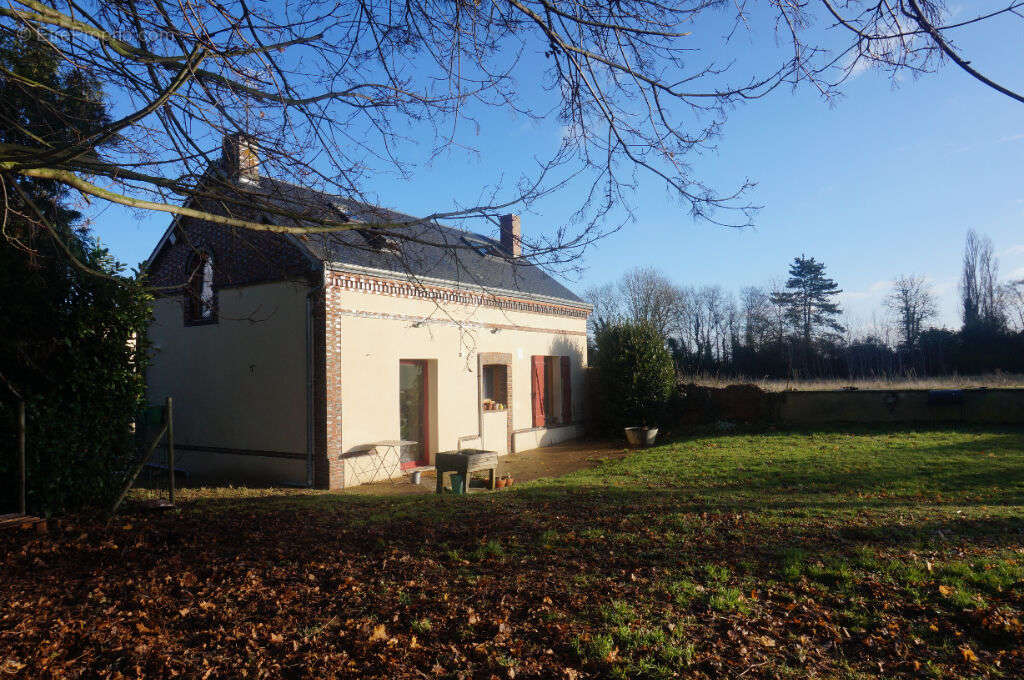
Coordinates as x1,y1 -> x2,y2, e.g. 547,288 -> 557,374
144,134 -> 591,489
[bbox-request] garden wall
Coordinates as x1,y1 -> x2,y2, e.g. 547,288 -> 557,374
674,385 -> 1024,426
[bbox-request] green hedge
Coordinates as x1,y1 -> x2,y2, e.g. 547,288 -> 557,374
591,322 -> 675,435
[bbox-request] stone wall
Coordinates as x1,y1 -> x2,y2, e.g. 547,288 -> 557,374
672,384 -> 1024,426
776,388 -> 1024,425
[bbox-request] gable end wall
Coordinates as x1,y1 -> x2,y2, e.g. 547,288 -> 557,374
147,216 -> 315,292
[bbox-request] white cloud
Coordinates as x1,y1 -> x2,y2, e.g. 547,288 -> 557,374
844,55 -> 873,79
999,244 -> 1024,258
930,277 -> 957,296
999,133 -> 1024,143
840,279 -> 892,302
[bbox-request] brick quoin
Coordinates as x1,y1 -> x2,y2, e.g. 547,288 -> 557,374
313,277 -> 346,489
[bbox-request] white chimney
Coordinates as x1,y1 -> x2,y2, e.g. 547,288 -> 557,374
499,213 -> 521,258
222,132 -> 259,183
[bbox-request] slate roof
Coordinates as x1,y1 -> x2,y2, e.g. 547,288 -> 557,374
252,177 -> 586,304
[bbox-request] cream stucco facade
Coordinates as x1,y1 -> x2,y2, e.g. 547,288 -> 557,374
330,270 -> 587,485
147,281 -> 312,485
147,266 -> 589,489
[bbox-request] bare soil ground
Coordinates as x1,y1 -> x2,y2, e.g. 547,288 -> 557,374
343,440 -> 631,496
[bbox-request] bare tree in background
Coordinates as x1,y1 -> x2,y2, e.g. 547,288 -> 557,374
739,286 -> 776,349
1,0 -> 1022,277
961,230 -> 1005,329
619,267 -> 687,339
585,266 -> 688,337
582,282 -> 623,336
765,281 -> 792,347
886,275 -> 937,348
680,285 -> 735,367
584,267 -> 688,340
1002,280 -> 1024,331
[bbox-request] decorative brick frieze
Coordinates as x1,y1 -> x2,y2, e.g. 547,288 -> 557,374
325,269 -> 590,320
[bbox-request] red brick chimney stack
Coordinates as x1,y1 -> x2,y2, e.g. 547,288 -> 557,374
222,132 -> 259,183
499,213 -> 521,258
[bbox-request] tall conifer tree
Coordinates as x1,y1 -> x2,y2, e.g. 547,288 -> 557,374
770,255 -> 844,347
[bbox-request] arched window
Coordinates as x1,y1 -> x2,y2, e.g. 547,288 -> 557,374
185,250 -> 216,324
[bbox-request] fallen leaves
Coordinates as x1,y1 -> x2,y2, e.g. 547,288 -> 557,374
3,433 -> 1024,679
0,658 -> 25,674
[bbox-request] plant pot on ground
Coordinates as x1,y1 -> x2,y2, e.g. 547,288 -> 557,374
624,426 -> 659,448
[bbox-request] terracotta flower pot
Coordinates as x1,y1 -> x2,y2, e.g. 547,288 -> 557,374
496,478 -> 508,489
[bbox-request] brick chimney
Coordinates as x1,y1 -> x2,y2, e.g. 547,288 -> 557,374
222,132 -> 259,183
499,213 -> 521,258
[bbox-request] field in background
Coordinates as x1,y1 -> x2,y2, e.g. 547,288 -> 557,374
682,372 -> 1024,392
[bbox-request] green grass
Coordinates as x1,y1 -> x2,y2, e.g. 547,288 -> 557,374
11,426 -> 1024,679
409,618 -> 432,635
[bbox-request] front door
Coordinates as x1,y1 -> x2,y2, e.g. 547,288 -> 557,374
399,360 -> 429,468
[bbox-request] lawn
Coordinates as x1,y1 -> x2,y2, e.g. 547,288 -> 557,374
2,428 -> 1023,679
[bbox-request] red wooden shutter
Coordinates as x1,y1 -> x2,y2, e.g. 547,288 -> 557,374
561,356 -> 572,424
531,356 -> 546,427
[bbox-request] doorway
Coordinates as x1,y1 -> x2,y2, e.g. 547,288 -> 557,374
399,360 -> 430,468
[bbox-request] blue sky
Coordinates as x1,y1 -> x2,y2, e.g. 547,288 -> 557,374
96,6 -> 1023,333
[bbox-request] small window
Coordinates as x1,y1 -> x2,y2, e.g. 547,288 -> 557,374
463,236 -> 501,258
358,228 -> 399,253
482,364 -> 508,411
185,251 -> 216,324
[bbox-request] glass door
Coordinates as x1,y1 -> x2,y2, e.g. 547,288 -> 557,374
399,360 -> 429,468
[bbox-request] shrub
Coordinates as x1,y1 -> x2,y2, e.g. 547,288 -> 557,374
0,34 -> 153,515
0,244 -> 152,515
592,322 -> 675,434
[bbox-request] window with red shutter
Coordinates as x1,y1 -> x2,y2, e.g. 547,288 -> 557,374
531,355 -> 546,428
